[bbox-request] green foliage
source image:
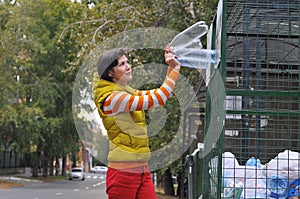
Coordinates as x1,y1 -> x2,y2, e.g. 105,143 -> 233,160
0,0 -> 79,171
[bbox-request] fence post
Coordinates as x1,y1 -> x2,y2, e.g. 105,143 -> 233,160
187,145 -> 204,199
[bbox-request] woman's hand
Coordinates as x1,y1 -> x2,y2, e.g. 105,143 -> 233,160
164,45 -> 180,71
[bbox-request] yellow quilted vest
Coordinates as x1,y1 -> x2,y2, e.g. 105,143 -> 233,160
93,76 -> 150,162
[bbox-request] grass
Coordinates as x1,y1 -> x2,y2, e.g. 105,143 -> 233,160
156,193 -> 178,199
0,175 -> 67,190
156,187 -> 178,199
0,180 -> 23,190
16,175 -> 66,182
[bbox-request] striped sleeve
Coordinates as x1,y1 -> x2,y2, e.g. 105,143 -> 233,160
103,70 -> 179,116
136,90 -> 155,96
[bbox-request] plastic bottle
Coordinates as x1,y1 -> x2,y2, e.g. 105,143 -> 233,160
175,48 -> 216,64
176,57 -> 212,69
267,175 -> 288,199
175,48 -> 216,69
245,157 -> 261,168
223,179 -> 243,199
287,179 -> 300,198
223,179 -> 235,198
170,21 -> 208,50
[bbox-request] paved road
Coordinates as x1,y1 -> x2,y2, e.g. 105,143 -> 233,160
0,173 -> 108,199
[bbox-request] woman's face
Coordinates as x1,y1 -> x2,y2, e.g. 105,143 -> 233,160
110,55 -> 132,86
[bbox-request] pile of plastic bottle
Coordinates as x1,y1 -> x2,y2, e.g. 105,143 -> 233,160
210,150 -> 300,199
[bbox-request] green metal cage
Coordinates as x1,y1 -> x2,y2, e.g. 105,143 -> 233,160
203,0 -> 300,198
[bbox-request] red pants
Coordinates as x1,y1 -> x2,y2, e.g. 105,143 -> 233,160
106,166 -> 157,199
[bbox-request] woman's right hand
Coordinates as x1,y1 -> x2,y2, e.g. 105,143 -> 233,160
164,45 -> 181,71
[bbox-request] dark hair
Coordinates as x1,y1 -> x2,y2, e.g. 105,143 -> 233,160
96,48 -> 128,82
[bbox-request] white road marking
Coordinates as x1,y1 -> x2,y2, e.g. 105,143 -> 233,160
92,181 -> 106,187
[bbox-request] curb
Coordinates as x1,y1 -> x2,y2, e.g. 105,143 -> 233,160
0,176 -> 42,183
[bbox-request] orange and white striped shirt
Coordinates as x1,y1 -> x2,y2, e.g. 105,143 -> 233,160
103,69 -> 179,116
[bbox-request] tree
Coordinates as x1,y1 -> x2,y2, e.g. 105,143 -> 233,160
0,0 -> 80,176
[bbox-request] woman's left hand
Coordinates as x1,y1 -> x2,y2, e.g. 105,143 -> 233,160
164,45 -> 180,70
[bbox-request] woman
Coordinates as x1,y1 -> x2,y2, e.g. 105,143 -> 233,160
93,46 -> 180,199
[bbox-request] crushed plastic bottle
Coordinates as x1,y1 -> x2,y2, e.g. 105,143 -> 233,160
169,21 -> 216,69
170,21 -> 208,50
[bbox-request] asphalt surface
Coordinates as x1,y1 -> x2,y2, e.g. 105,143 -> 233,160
0,173 -> 108,199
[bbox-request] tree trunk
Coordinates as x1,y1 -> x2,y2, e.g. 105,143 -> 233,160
163,168 -> 175,196
31,152 -> 39,177
42,153 -> 48,178
49,156 -> 54,176
176,171 -> 182,197
55,156 -> 59,176
61,155 -> 66,176
32,167 -> 38,177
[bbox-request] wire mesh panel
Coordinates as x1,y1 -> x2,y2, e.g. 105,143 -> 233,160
204,69 -> 226,198
204,0 -> 300,198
